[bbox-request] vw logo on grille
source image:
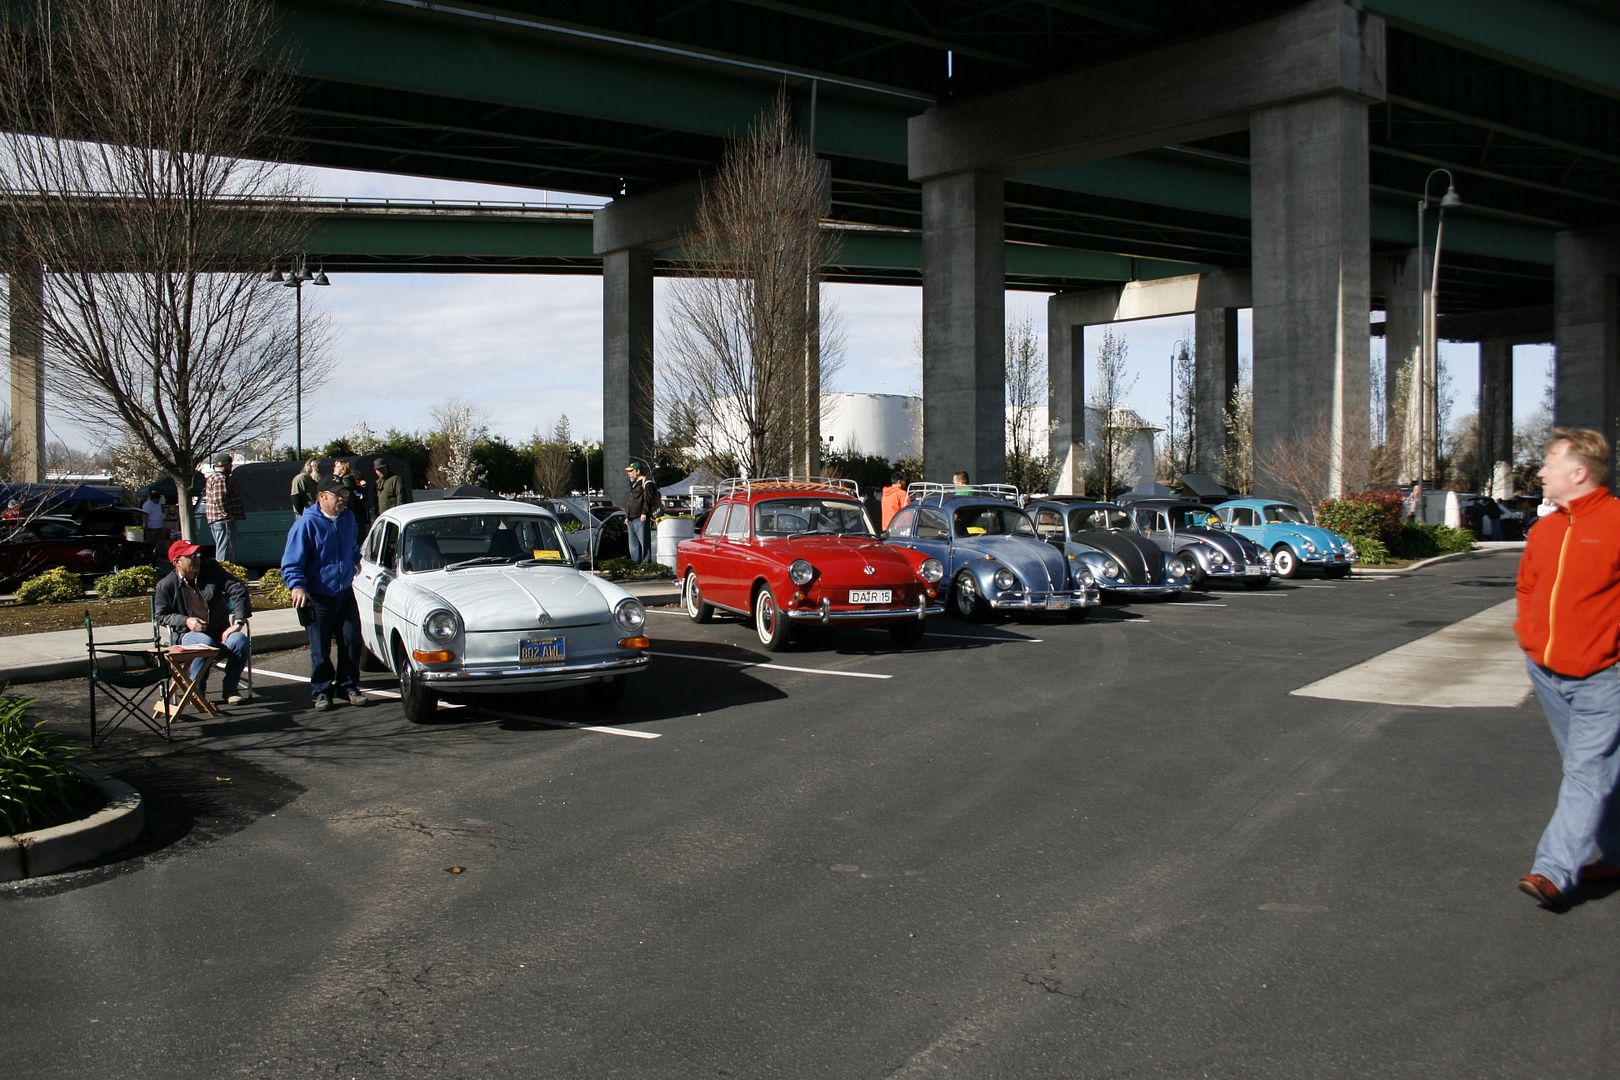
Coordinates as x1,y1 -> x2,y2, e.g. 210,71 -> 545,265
863,565 -> 876,575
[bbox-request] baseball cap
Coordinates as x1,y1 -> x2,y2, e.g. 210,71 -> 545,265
213,453 -> 232,466
167,539 -> 201,561
317,478 -> 350,496
626,460 -> 646,472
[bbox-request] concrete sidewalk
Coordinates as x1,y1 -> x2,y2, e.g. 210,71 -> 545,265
2,579 -> 681,685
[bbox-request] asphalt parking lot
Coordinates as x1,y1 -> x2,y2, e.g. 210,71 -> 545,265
5,547 -> 1617,1079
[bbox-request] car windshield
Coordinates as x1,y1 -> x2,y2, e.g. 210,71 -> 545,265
399,513 -> 573,572
954,506 -> 1036,538
1263,504 -> 1308,524
753,498 -> 874,538
1073,508 -> 1130,532
1173,507 -> 1226,530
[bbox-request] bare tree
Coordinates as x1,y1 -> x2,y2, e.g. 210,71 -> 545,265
658,90 -> 843,478
426,399 -> 487,489
1220,360 -> 1254,494
1085,327 -> 1139,500
0,0 -> 320,538
1004,316 -> 1053,493
531,415 -> 573,497
1254,410 -> 1342,506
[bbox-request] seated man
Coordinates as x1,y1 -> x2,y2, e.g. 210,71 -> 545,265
153,538 -> 252,705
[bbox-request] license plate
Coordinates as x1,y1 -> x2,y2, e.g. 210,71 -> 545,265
1245,565 -> 1264,576
1045,596 -> 1071,610
849,589 -> 892,604
519,636 -> 566,664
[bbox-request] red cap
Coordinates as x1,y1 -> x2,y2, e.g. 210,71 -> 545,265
167,539 -> 202,562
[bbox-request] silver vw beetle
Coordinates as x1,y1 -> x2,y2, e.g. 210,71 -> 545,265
354,499 -> 651,722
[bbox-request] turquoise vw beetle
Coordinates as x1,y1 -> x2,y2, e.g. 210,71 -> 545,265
1214,498 -> 1357,579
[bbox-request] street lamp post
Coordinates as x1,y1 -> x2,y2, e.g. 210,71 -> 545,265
1415,169 -> 1461,518
1169,338 -> 1189,480
266,257 -> 330,458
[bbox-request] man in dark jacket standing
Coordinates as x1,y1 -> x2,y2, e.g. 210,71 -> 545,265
375,458 -> 408,514
1514,427 -> 1620,910
623,460 -> 660,563
282,479 -> 365,711
153,539 -> 252,704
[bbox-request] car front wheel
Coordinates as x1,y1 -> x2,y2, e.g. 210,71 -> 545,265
754,585 -> 791,650
1271,545 -> 1298,578
1179,552 -> 1208,589
684,570 -> 715,623
952,571 -> 989,621
394,640 -> 439,723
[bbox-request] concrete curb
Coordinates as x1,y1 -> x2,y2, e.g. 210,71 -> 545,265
1354,542 -> 1523,577
0,766 -> 144,881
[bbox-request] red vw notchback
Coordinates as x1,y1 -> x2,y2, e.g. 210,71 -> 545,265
675,477 -> 945,650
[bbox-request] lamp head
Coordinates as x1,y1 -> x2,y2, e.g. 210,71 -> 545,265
312,269 -> 331,286
266,268 -> 284,283
1439,186 -> 1462,209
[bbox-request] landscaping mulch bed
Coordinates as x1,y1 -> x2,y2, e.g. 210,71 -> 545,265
0,592 -> 292,637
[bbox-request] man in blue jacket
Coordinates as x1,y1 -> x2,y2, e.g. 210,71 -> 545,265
281,479 -> 366,710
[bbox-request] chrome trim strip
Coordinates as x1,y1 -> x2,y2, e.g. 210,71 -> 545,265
786,604 -> 945,622
419,653 -> 650,686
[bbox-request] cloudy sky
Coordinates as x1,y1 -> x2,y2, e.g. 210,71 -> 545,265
9,161 -> 1551,458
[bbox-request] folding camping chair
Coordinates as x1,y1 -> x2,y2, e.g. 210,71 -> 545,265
85,612 -> 171,747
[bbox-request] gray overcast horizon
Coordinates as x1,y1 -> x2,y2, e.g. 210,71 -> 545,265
7,162 -> 1549,458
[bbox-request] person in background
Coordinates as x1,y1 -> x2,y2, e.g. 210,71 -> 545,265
1513,427 -> 1620,910
141,491 -> 165,545
881,469 -> 910,530
623,460 -> 661,562
374,458 -> 408,514
204,453 -> 245,564
331,459 -> 369,530
281,479 -> 365,711
952,470 -> 972,494
153,538 -> 251,705
291,458 -> 323,514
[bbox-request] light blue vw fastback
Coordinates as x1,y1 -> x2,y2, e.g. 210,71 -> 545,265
1214,498 -> 1357,579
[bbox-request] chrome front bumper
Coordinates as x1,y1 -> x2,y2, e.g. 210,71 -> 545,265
786,596 -> 944,623
419,652 -> 650,689
1098,582 -> 1187,596
988,590 -> 1088,611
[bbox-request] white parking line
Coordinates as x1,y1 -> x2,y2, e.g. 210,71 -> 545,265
1293,584 -> 1336,589
649,649 -> 892,680
921,632 -> 1044,643
248,666 -> 659,738
1163,602 -> 1227,608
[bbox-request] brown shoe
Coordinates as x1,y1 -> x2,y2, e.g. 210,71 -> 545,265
1518,873 -> 1568,910
1578,861 -> 1620,885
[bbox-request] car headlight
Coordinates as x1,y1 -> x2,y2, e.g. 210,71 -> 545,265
1078,568 -> 1095,588
788,559 -> 815,586
1209,551 -> 1226,565
1167,558 -> 1186,577
993,568 -> 1017,591
1103,561 -> 1122,579
423,608 -> 459,644
1302,539 -> 1317,553
919,557 -> 944,584
1345,543 -> 1357,558
614,597 -> 647,632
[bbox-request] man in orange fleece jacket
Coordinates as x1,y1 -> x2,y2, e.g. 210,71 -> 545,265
1514,427 -> 1620,910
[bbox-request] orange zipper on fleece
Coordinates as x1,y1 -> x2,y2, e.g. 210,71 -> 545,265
1542,512 -> 1575,667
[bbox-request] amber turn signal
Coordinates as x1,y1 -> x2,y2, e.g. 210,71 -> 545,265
618,636 -> 651,650
411,649 -> 455,664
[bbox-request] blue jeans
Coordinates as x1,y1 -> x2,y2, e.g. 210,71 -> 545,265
628,516 -> 653,563
209,519 -> 236,564
305,591 -> 362,701
1525,659 -> 1620,891
180,628 -> 249,697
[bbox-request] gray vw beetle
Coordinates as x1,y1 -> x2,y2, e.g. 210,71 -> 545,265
1026,498 -> 1190,599
883,483 -> 1099,620
1122,498 -> 1273,590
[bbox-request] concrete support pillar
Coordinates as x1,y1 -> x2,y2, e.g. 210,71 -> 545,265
1192,271 -> 1244,476
602,248 -> 655,508
1047,286 -> 1123,494
1250,94 -> 1372,499
922,171 -> 1005,483
1379,250 -> 1422,473
1553,227 -> 1620,462
1479,339 -> 1514,495
8,259 -> 45,483
791,278 -> 822,477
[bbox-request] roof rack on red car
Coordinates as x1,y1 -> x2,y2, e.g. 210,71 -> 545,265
905,482 -> 1021,506
716,476 -> 861,499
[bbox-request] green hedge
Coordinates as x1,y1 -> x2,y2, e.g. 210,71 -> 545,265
94,565 -> 158,599
15,567 -> 85,605
255,568 -> 293,606
1345,533 -> 1389,565
1316,491 -> 1403,544
595,557 -> 676,582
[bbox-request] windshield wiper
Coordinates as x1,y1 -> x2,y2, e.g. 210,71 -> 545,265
445,556 -> 514,571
